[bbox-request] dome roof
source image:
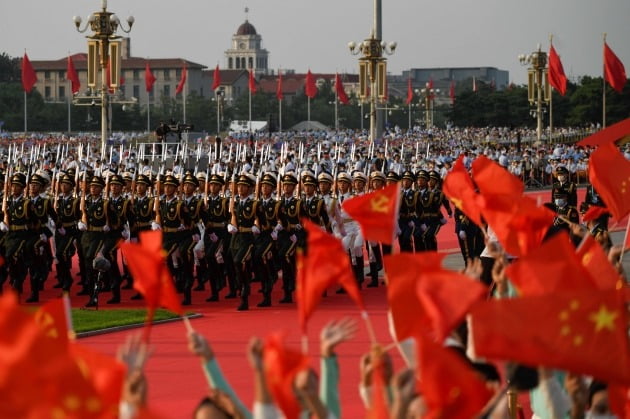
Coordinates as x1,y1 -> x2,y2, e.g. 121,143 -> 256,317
236,20 -> 257,36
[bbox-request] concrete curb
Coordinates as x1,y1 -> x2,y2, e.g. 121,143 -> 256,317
76,313 -> 203,339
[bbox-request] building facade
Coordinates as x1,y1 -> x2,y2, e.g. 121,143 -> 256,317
224,19 -> 269,75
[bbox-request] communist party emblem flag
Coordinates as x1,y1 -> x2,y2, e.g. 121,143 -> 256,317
334,73 -> 350,105
34,295 -> 73,351
588,142 -> 630,220
276,70 -> 284,100
442,156 -> 483,227
304,69 -> 317,98
341,182 -> 400,244
248,69 -> 257,94
470,290 -> 630,384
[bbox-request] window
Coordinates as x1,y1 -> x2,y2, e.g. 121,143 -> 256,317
163,69 -> 170,80
228,57 -> 233,69
241,57 -> 246,69
58,86 -> 65,99
45,71 -> 51,80
59,70 -> 65,80
45,86 -> 51,98
176,68 -> 181,79
164,85 -> 170,97
248,57 -> 253,69
133,69 -> 140,80
133,85 -> 140,99
235,57 -> 240,69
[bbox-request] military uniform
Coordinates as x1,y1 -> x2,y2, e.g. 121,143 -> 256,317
418,171 -> 447,251
550,190 -> 580,236
366,171 -> 387,288
54,174 -> 81,292
277,172 -> 303,303
454,207 -> 484,262
398,170 -> 421,253
130,175 -> 155,239
551,166 -> 578,207
580,183 -> 609,230
203,174 -> 231,301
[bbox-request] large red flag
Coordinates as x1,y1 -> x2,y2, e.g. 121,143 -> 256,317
472,155 -> 524,198
418,335 -> 494,419
577,118 -> 630,147
276,70 -> 283,100
471,290 -> 630,384
576,234 -> 623,290
604,41 -> 627,93
304,69 -> 317,98
548,44 -> 568,96
211,64 -> 221,91
588,142 -> 630,220
248,69 -> 257,94
145,61 -> 156,93
582,205 -> 609,222
21,52 -> 37,93
263,332 -> 309,419
449,80 -> 455,104
34,296 -> 72,351
405,77 -> 413,105
442,156 -> 483,227
341,182 -> 400,244
334,73 -> 349,105
175,63 -> 187,95
66,55 -> 81,95
297,220 -> 364,332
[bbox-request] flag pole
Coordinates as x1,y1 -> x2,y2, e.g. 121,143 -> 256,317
278,98 -> 282,132
147,92 -> 151,133
307,97 -> 311,130
549,35 -> 553,142
248,80 -> 252,135
216,90 -> 220,135
602,33 -> 607,129
24,91 -> 27,133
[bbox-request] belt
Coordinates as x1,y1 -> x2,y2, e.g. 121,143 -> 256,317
9,225 -> 28,231
87,226 -> 104,232
238,227 -> 252,233
400,213 -> 417,218
287,223 -> 301,230
62,222 -> 77,228
206,222 -> 225,228
163,227 -> 180,233
424,213 -> 439,217
135,222 -> 151,227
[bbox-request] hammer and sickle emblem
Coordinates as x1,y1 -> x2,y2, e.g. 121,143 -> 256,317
34,311 -> 59,339
370,194 -> 390,213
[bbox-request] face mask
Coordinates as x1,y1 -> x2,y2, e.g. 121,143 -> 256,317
555,199 -> 567,207
558,175 -> 567,182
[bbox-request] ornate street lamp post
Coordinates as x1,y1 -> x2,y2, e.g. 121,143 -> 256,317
519,45 -> 550,143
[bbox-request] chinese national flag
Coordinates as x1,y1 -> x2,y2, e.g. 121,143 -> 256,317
505,232 -> 598,296
418,335 -> 493,419
609,383 -> 630,419
69,343 -> 125,408
120,231 -> 183,323
470,290 -> 630,384
263,332 -> 309,419
21,52 -> 37,93
341,182 -> 400,244
582,205 -> 609,222
577,118 -> 630,147
442,156 -> 483,227
472,155 -> 524,198
577,234 -> 623,290
297,220 -> 363,332
276,70 -> 283,100
248,69 -> 257,94
211,64 -> 221,91
304,69 -> 317,98
589,142 -> 630,220
34,296 -> 72,351
334,73 -> 349,105
548,44 -> 567,96
604,41 -> 627,93
145,61 -> 156,93
175,64 -> 187,95
66,55 -> 81,95
405,77 -> 413,105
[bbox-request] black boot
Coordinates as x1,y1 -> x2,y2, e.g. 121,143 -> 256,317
354,256 -> 365,289
279,291 -> 293,304
25,292 -> 39,303
237,295 -> 249,311
182,286 -> 192,306
257,294 -> 271,307
367,262 -> 379,287
206,279 -> 219,302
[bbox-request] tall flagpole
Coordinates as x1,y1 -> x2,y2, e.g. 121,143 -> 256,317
307,97 -> 311,129
602,33 -> 607,129
216,91 -> 220,134
24,91 -> 27,133
334,86 -> 339,131
147,93 -> 151,132
67,90 -> 72,133
249,83 -> 252,134
278,98 -> 282,132
183,83 -> 187,124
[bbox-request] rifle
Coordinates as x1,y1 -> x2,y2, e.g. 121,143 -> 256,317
130,169 -> 137,205
80,171 -> 88,225
204,166 -> 210,206
3,146 -> 12,225
229,173 -> 237,227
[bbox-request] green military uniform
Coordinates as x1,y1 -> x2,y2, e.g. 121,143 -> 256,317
106,174 -> 134,304
203,174 -> 231,302
418,170 -> 446,251
277,172 -> 303,303
54,174 -> 81,292
398,170 -> 422,253
179,172 -> 206,305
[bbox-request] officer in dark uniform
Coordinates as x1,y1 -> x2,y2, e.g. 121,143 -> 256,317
54,174 -> 81,292
180,172 -> 206,306
454,207 -> 484,262
419,170 -> 447,251
26,173 -> 57,301
0,171 -> 7,290
105,174 -> 134,304
366,171 -> 386,287
1,173 -> 36,298
277,172 -> 303,304
398,170 -> 420,253
127,174 -> 154,299
580,182 -> 609,230
382,171 -> 400,256
203,173 -> 231,302
301,171 -> 332,232
549,189 -> 580,236
227,173 -> 260,311
551,165 -> 577,207
155,174 -> 191,303
253,172 -> 281,307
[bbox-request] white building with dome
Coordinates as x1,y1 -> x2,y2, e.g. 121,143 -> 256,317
224,19 -> 269,75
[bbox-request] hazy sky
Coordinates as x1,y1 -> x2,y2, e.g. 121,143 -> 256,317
2,0 -> 628,84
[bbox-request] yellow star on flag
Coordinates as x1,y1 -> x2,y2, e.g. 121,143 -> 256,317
589,305 -> 619,332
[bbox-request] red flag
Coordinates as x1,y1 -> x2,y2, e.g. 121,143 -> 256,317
297,220 -> 364,332
304,69 -> 317,98
604,41 -> 627,93
548,44 -> 568,96
582,205 -> 610,222
211,64 -> 221,91
588,142 -> 630,219
577,118 -> 630,147
175,64 -> 187,95
334,73 -> 349,105
442,156 -> 483,227
21,52 -> 37,93
577,234 -> 624,290
341,183 -> 400,244
608,383 -> 630,419
119,231 -> 183,323
471,290 -> 630,384
276,70 -> 284,100
418,335 -> 494,419
248,69 -> 257,94
66,55 -> 80,95
145,61 -> 156,93
449,80 -> 455,104
405,77 -> 413,105
472,155 -> 524,198
367,355 -> 389,419
34,296 -> 72,351
427,78 -> 435,100
505,232 -> 598,296
263,332 -> 309,419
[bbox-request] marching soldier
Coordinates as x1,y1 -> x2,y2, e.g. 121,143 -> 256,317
398,170 -> 420,253
0,173 -> 7,290
418,170 -> 448,251
203,173 -> 231,302
337,172 -> 365,289
180,172 -> 206,306
301,171 -> 332,233
193,171 -> 209,292
277,172 -> 303,304
317,172 -> 345,239
580,182 -> 609,230
227,173 -> 260,311
54,174 -> 81,292
551,166 -> 577,207
128,174 -> 155,299
550,189 -> 580,236
366,171 -> 386,288
253,172 -> 281,307
382,171 -> 401,256
454,207 -> 484,262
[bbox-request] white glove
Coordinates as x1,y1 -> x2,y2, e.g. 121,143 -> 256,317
78,221 -> 87,231
192,234 -> 201,242
0,222 -> 8,233
121,229 -> 130,240
290,234 -> 297,243
177,224 -> 186,231
274,223 -> 284,232
57,227 -> 66,236
227,224 -> 238,234
396,225 -> 402,237
251,225 -> 260,235
420,223 -> 428,232
271,231 -> 278,240
294,224 -> 303,231
151,221 -> 161,231
440,218 -> 448,225
40,233 -> 48,242
458,230 -> 467,240
103,224 -> 110,233
209,232 -> 219,242
408,221 -> 415,228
